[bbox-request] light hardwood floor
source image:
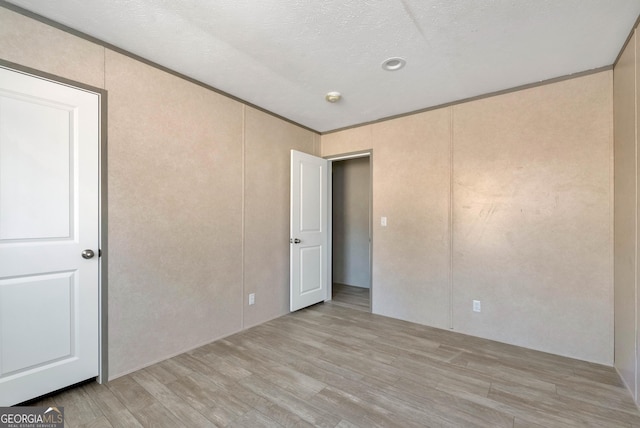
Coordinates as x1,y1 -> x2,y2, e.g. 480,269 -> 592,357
29,303 -> 640,427
332,283 -> 370,312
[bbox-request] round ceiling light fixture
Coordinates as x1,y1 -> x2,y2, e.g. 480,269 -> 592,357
381,57 -> 406,71
325,91 -> 342,103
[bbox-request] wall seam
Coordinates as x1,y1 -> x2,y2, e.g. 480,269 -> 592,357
449,106 -> 454,330
241,104 -> 246,330
635,29 -> 639,402
609,69 -> 616,367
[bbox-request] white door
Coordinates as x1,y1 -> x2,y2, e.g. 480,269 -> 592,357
0,67 -> 100,406
290,150 -> 328,311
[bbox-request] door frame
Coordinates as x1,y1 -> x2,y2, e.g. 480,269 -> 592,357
325,150 -> 373,312
0,59 -> 109,383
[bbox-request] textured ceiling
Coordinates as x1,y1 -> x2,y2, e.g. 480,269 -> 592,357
6,0 -> 640,132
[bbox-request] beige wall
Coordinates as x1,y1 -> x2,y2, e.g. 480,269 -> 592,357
243,107 -> 320,328
614,25 -> 639,401
323,72 -> 614,364
0,7 -> 318,378
453,73 -> 612,363
372,110 -> 453,329
104,50 -> 246,376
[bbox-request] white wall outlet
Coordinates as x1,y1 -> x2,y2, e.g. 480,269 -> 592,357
473,300 -> 481,312
381,216 -> 387,227
249,293 -> 255,305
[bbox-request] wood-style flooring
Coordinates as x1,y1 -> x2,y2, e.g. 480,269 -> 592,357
332,283 -> 370,312
29,302 -> 640,427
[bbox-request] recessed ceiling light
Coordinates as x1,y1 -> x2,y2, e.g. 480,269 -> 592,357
325,91 -> 342,103
382,57 -> 406,71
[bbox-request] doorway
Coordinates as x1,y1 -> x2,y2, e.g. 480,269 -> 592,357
330,155 -> 371,312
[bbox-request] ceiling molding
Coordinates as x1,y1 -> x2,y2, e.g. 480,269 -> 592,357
321,65 -> 613,135
614,12 -> 640,67
0,1 -> 320,134
2,1 -> 635,133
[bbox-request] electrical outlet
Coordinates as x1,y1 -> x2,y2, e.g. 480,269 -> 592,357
249,293 -> 255,305
473,300 -> 481,312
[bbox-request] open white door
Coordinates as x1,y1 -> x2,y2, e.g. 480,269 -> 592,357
290,150 -> 328,312
0,67 -> 100,405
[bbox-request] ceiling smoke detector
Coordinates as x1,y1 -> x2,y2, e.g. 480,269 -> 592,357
325,91 -> 342,103
382,57 -> 406,71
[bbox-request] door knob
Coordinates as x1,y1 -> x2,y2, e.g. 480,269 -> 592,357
290,238 -> 301,244
82,249 -> 95,259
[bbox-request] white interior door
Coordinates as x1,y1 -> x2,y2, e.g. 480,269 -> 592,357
0,67 -> 100,406
290,150 -> 328,312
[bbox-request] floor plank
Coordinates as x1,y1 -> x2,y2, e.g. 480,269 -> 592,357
25,302 -> 640,427
332,283 -> 370,312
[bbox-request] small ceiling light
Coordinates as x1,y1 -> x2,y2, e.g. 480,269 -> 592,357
325,91 -> 342,103
382,57 -> 406,71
